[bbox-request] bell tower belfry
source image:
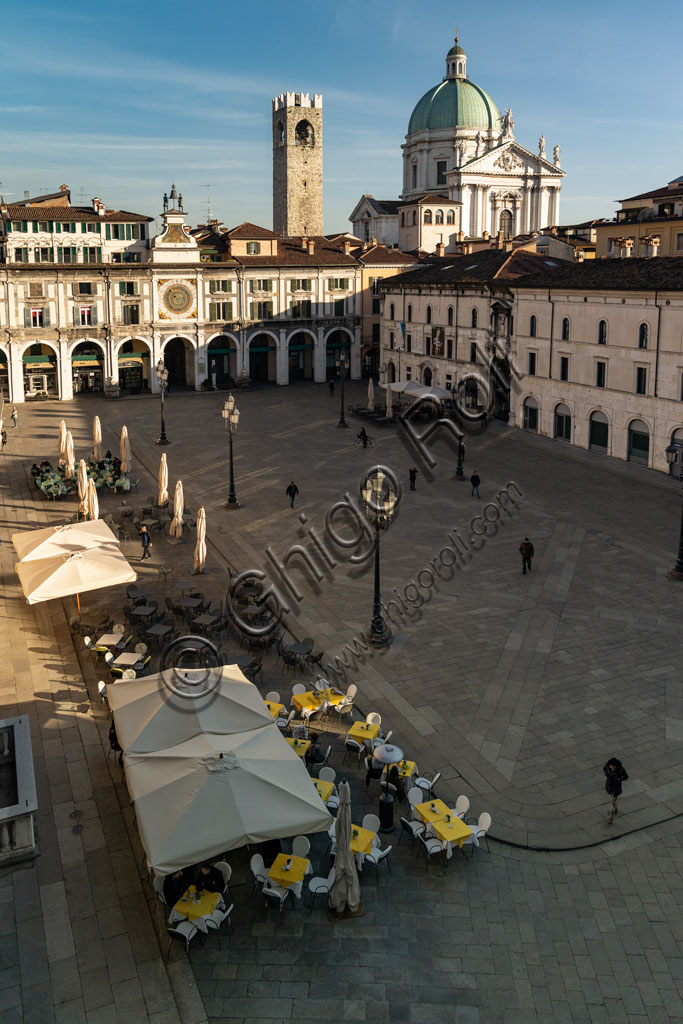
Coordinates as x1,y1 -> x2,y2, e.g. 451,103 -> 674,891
272,92 -> 323,237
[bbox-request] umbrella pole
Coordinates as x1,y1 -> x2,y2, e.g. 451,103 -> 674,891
76,593 -> 81,615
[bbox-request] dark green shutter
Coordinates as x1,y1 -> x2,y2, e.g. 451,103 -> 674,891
106,224 -> 111,240
49,247 -> 54,262
91,308 -> 97,325
74,307 -> 80,326
43,308 -> 50,327
71,246 -> 77,261
24,308 -> 31,327
48,221 -> 53,231
119,282 -> 126,296
97,247 -> 102,262
32,221 -> 38,232
57,248 -> 63,263
81,223 -> 87,233
71,223 -> 76,234
209,280 -> 216,294
140,224 -> 146,240
210,302 -> 217,321
55,222 -> 61,234
125,224 -> 131,240
22,221 -> 28,232
96,223 -> 101,234
23,247 -> 28,262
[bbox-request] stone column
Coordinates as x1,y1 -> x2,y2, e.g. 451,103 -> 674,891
350,326 -> 362,380
9,341 -> 24,403
58,339 -> 73,400
313,326 -> 326,382
276,328 -> 288,385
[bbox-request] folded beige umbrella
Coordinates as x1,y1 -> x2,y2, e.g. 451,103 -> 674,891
92,415 -> 103,461
87,477 -> 99,522
65,431 -> 75,480
385,385 -> 393,418
169,480 -> 184,538
193,506 -> 206,574
329,780 -> 361,914
157,453 -> 168,508
368,378 -> 375,412
16,546 -> 136,605
120,425 -> 131,475
77,459 -> 88,518
12,519 -> 118,561
58,420 -> 67,466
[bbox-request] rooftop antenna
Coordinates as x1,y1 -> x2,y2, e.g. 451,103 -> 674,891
0,184 -> 15,204
201,185 -> 214,222
78,184 -> 86,204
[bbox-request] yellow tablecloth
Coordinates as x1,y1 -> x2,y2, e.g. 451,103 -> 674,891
292,688 -> 347,712
173,886 -> 220,922
264,700 -> 284,718
349,824 -> 375,855
286,737 -> 311,757
313,778 -> 334,803
384,759 -> 416,779
268,853 -> 310,888
416,798 -> 451,824
431,816 -> 474,847
347,721 -> 379,742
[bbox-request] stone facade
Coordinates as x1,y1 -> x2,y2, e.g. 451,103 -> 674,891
272,92 -> 323,238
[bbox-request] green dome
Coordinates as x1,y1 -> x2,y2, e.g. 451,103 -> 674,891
447,44 -> 465,56
408,78 -> 500,135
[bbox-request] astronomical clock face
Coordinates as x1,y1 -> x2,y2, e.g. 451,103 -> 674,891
158,280 -> 197,320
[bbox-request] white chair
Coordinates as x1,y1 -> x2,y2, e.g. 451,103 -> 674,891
463,812 -> 491,855
453,794 -> 470,820
319,766 -> 336,784
83,636 -> 94,652
122,669 -> 137,681
167,920 -> 199,955
366,712 -> 382,727
276,709 -> 295,733
265,690 -> 280,702
214,861 -> 232,897
204,903 -> 233,935
97,680 -> 108,704
134,642 -> 147,656
373,730 -> 392,749
414,770 -> 441,796
262,882 -> 290,914
343,736 -> 364,763
292,835 -> 310,859
302,700 -> 327,724
308,867 -> 335,911
104,651 -> 114,669
407,787 -> 425,820
362,813 -> 380,834
346,683 -> 358,701
292,723 -> 309,740
153,875 -> 167,904
399,816 -> 425,853
112,623 -> 125,634
418,831 -> 445,871
364,844 -> 392,879
250,853 -> 268,889
331,697 -> 354,723
291,684 -> 306,702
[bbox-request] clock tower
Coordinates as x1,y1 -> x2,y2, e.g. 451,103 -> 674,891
151,184 -> 199,264
272,92 -> 323,237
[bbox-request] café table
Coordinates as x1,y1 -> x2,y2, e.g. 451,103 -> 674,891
346,721 -> 379,743
268,853 -> 310,893
177,581 -> 196,594
384,759 -> 416,779
293,688 -> 346,713
264,700 -> 284,718
286,641 -> 313,658
193,613 -> 217,628
146,622 -> 172,639
430,815 -> 473,849
238,583 -> 262,600
415,798 -> 452,825
286,737 -> 310,758
222,653 -> 253,669
131,605 -> 156,619
173,886 -> 220,924
349,823 -> 377,871
178,597 -> 203,610
313,778 -> 334,804
241,604 -> 266,618
114,651 -> 140,667
97,633 -> 122,647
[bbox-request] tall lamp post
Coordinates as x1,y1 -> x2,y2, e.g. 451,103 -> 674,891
222,393 -> 240,509
361,468 -> 399,647
665,442 -> 683,580
155,359 -> 169,444
336,348 -> 349,427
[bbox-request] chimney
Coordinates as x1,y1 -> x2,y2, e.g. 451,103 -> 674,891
59,184 -> 68,192
307,239 -> 315,255
343,240 -> 351,255
370,236 -> 377,246
482,230 -> 490,241
24,190 -> 30,200
576,248 -> 585,263
435,242 -> 445,257
457,230 -> 465,242
300,236 -> 308,251
462,242 -> 472,255
92,197 -> 105,217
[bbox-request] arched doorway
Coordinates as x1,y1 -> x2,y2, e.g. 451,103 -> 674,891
361,346 -> 378,380
523,396 -> 538,432
628,419 -> 649,462
23,343 -> 59,398
554,403 -> 571,441
386,361 -> 396,384
163,338 -> 194,389
117,339 -> 151,393
248,334 -> 276,383
499,210 -> 513,239
464,378 -> 479,409
208,336 -> 237,389
670,428 -> 683,475
589,410 -> 609,452
288,332 -> 314,382
423,367 -> 433,387
71,342 -> 104,393
325,330 -> 351,380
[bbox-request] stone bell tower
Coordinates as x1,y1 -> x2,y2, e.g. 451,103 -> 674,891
272,92 -> 323,237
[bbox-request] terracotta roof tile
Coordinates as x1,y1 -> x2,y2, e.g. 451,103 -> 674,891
3,204 -> 152,223
227,222 -> 280,239
236,236 -> 358,268
515,256 -> 683,291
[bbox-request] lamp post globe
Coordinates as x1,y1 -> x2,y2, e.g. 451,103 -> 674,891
156,358 -> 169,444
222,394 -> 240,509
360,467 -> 399,647
665,442 -> 683,579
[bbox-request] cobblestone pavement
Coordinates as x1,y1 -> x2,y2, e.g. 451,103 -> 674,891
2,383 -> 683,1023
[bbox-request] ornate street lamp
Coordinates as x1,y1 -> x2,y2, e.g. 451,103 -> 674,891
222,393 -> 240,509
361,467 -> 399,646
455,439 -> 466,480
155,358 -> 169,444
336,348 -> 349,427
665,442 -> 683,579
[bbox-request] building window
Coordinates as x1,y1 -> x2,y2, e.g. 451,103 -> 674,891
372,298 -> 380,314
406,366 -> 412,380
470,342 -> 477,363
471,308 -> 478,328
638,323 -> 649,349
401,212 -> 405,227
334,298 -> 345,315
118,281 -> 138,296
389,331 -> 394,350
328,278 -> 349,290
31,308 -> 44,328
292,300 -> 312,318
426,305 -> 432,324
250,279 -> 272,293
79,307 -> 92,326
389,303 -> 395,320
424,210 -> 432,225
370,278 -> 380,296
412,211 -> 417,225
499,210 -> 513,239
529,314 -> 537,337
598,319 -> 607,345
407,304 -> 412,322
676,233 -> 683,251
528,352 -> 536,376
636,366 -> 647,394
596,361 -> 606,388
246,242 -> 261,255
83,246 -> 100,263
406,333 -> 412,353
123,304 -> 140,326
249,301 -> 273,319
411,165 -> 417,189
447,306 -> 453,326
210,301 -> 233,321
29,282 -> 44,299
561,317 -> 570,341
425,337 -> 431,355
446,210 -> 455,225
14,248 -> 28,262
447,338 -> 453,359
436,161 -> 447,186
560,356 -> 569,381
210,279 -> 233,293
372,323 -> 380,343
435,209 -> 444,225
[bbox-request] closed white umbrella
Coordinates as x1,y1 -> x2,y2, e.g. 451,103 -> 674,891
170,480 -> 184,538
120,425 -> 131,475
77,459 -> 88,518
157,453 -> 168,508
92,415 -> 103,461
87,477 -> 99,522
385,384 -> 393,418
329,781 -> 361,914
65,431 -> 75,480
12,519 -> 118,562
367,378 -> 375,412
15,546 -> 136,605
194,506 -> 206,574
58,420 -> 67,466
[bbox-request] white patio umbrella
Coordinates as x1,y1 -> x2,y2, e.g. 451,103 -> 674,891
58,420 -> 67,466
86,477 -> 99,522
157,453 -> 169,508
193,506 -> 206,574
15,545 -> 136,606
92,415 -> 103,461
107,665 -> 274,754
77,459 -> 88,518
64,431 -> 75,480
120,425 -> 131,475
385,384 -> 393,418
367,378 -> 375,412
329,781 -> 361,914
12,519 -> 118,561
170,480 -> 184,538
122,729 -> 332,874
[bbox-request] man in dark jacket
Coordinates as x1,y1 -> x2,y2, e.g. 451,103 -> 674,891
163,868 -> 191,907
196,862 -> 225,896
286,481 -> 299,508
470,471 -> 480,498
519,537 -> 534,574
604,757 -> 628,823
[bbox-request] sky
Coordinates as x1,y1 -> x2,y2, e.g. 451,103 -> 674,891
1,0 -> 682,235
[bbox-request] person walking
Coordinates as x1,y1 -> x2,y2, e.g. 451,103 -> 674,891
286,480 -> 299,508
138,524 -> 152,560
519,537 -> 534,574
357,427 -> 368,449
604,757 -> 628,824
0,427 -> 7,450
11,407 -> 17,429
328,380 -> 335,396
409,466 -> 418,491
470,471 -> 481,498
